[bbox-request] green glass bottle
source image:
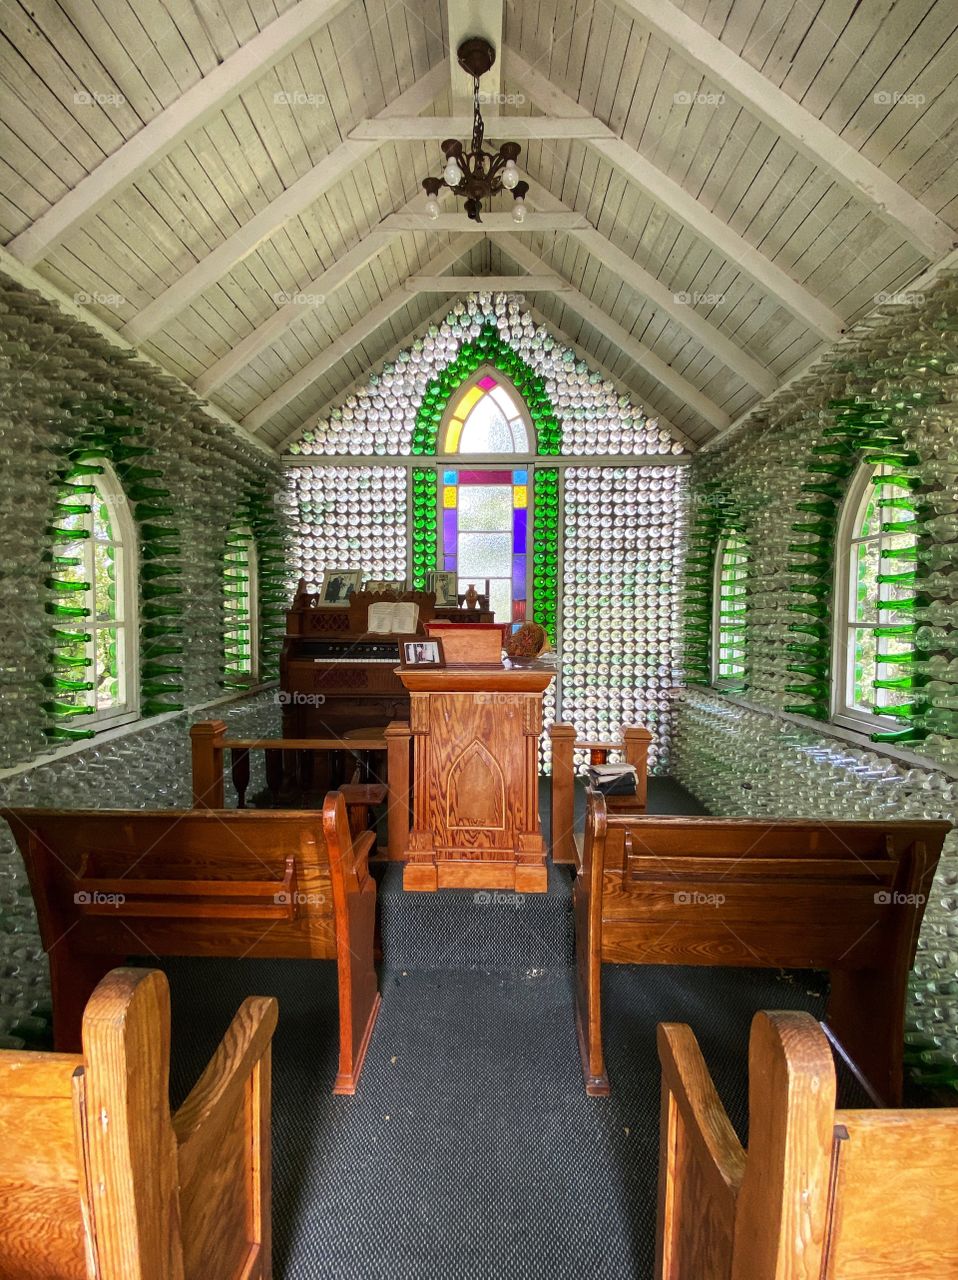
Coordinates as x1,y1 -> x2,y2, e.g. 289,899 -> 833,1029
42,700 -> 94,717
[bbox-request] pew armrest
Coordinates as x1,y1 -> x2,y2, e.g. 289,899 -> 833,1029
173,994 -> 278,1278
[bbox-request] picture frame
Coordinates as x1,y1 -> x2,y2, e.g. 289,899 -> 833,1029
398,635 -> 446,669
431,570 -> 459,607
317,569 -> 362,605
364,578 -> 406,594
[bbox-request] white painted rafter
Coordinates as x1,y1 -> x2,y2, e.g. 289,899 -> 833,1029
404,274 -> 571,292
614,0 -> 955,262
521,178 -> 777,395
490,233 -> 731,434
503,48 -> 843,342
121,61 -> 450,346
7,0 -> 357,267
242,235 -> 477,434
349,116 -> 608,140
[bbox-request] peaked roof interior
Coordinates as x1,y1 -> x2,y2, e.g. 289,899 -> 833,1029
1,0 -> 955,452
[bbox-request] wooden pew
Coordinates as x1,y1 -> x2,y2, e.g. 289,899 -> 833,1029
548,722 -> 653,866
0,966 -> 277,1280
656,1010 -> 958,1279
190,718 -> 412,861
3,791 -> 379,1095
575,791 -> 949,1102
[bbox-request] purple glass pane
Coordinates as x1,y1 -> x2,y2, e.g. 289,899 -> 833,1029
513,507 -> 527,553
512,555 -> 526,600
443,508 -> 457,555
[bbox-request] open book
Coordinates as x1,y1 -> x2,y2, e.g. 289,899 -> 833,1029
367,601 -> 420,635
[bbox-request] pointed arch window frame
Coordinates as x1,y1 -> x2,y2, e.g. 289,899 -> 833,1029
438,365 -> 537,460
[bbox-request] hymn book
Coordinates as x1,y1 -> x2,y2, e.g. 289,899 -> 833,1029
366,601 -> 420,635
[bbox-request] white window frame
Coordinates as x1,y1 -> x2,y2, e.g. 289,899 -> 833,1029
85,463 -> 139,732
225,527 -> 260,683
830,461 -> 904,735
710,533 -> 746,686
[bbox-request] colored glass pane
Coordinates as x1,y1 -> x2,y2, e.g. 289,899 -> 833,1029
442,485 -> 457,508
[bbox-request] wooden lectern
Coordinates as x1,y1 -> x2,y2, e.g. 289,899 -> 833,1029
398,662 -> 556,892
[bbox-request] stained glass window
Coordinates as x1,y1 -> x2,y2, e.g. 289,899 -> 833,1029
837,463 -> 916,725
443,374 -> 530,454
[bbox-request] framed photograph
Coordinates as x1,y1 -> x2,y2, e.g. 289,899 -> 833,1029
317,569 -> 362,605
431,570 -> 459,607
398,635 -> 446,669
364,579 -> 406,594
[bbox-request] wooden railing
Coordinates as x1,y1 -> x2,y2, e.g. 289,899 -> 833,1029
190,719 -> 411,860
548,722 -> 653,867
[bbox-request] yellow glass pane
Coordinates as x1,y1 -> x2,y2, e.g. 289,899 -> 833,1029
513,484 -> 527,508
443,486 -> 457,508
456,386 -> 484,416
444,417 -> 465,452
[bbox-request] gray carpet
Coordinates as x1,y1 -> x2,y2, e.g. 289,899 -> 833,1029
152,777 -> 870,1280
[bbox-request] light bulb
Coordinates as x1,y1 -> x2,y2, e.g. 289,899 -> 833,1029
512,197 -> 526,224
501,158 -> 520,190
444,158 -> 463,186
424,197 -> 440,220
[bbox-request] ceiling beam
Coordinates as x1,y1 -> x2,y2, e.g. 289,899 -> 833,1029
491,233 -> 732,434
383,212 -> 587,231
448,0 -> 502,113
278,298 -> 454,451
404,274 -> 572,292
7,0 -> 356,267
504,48 -> 843,342
614,0 -> 955,262
526,304 -> 696,453
349,116 -> 609,140
242,234 -> 477,434
194,189 -> 434,398
120,61 -> 449,346
521,177 -> 777,395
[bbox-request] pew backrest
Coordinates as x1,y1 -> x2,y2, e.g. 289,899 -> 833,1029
0,968 -> 277,1280
656,1011 -> 958,1280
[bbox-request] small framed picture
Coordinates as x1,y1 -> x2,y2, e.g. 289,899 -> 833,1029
398,635 -> 446,669
364,579 -> 406,594
431,570 -> 459,607
318,569 -> 362,605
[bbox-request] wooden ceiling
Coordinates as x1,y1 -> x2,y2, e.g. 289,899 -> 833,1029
1,0 -> 955,452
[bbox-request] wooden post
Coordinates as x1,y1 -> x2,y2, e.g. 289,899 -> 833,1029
189,720 -> 226,809
622,724 -> 653,811
549,723 -> 577,866
384,720 -> 411,861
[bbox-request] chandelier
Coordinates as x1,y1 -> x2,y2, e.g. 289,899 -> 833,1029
421,38 -> 529,225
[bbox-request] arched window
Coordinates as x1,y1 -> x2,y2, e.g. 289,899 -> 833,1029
224,527 -> 259,683
711,533 -> 747,687
438,369 -> 533,626
47,463 -> 138,733
832,462 -> 915,732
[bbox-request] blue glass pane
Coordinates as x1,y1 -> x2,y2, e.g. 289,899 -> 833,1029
512,469 -> 527,483
443,470 -> 457,484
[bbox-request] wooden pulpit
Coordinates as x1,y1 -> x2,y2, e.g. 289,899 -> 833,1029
398,663 -> 556,892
